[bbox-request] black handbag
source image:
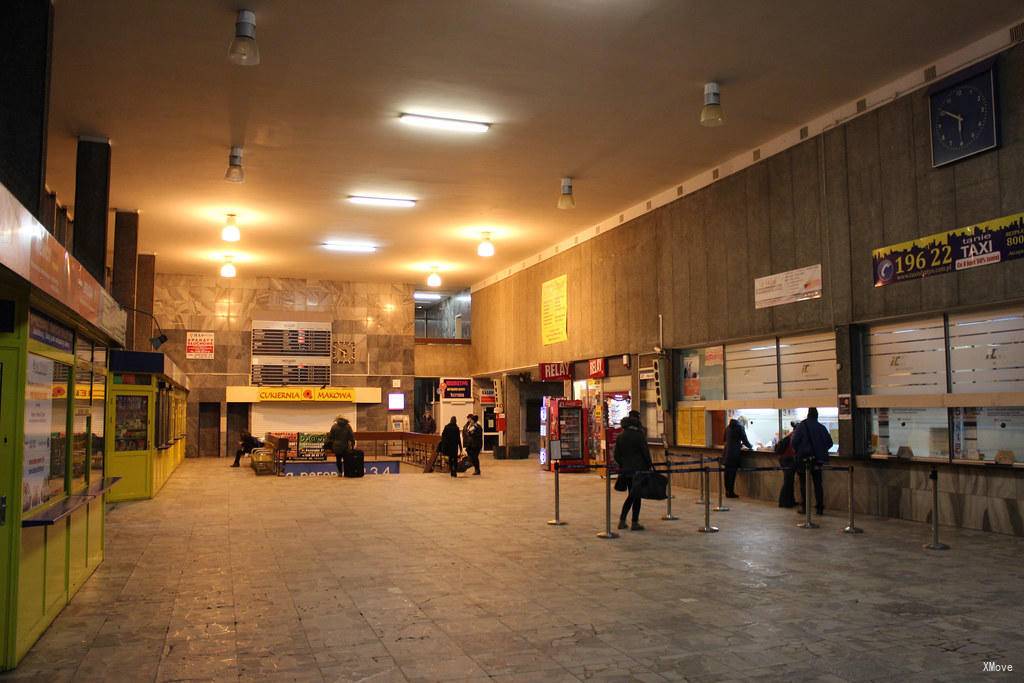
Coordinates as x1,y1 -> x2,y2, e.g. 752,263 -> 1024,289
614,475 -> 629,492
635,471 -> 669,500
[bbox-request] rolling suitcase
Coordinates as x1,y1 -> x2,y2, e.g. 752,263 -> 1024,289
343,450 -> 365,478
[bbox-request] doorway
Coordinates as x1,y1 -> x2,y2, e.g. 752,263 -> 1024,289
0,347 -> 17,665
198,403 -> 221,457
226,403 -> 249,453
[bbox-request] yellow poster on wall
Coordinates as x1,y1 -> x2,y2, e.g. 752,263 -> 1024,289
541,274 -> 568,345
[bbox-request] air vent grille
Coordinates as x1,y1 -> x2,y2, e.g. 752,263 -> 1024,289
1011,21 -> 1024,43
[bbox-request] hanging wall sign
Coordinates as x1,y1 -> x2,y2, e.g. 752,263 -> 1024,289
186,331 -> 215,359
872,211 -> 1024,287
587,358 -> 607,379
538,362 -> 572,381
439,377 -> 472,400
541,274 -> 568,345
754,264 -> 823,309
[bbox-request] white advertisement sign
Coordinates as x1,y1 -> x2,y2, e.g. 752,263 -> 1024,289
754,264 -> 823,309
23,355 -> 53,512
186,331 -> 215,359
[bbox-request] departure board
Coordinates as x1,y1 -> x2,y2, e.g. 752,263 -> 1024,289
251,321 -> 332,386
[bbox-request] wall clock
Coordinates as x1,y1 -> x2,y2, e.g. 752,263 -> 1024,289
929,60 -> 999,167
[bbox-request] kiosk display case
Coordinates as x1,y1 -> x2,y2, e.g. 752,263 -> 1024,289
541,398 -> 589,472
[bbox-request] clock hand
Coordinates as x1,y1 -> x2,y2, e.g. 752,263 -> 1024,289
939,109 -> 964,123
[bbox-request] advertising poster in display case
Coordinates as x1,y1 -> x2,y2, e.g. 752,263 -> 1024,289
296,432 -> 328,460
186,331 -> 215,359
682,353 -> 701,399
23,355 -> 54,512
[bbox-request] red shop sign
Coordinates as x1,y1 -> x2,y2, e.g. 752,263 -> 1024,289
588,358 -> 607,379
538,362 -> 572,381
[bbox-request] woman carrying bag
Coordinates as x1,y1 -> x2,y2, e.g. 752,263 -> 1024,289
613,415 -> 653,531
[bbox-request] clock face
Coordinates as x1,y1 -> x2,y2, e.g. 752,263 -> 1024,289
930,67 -> 998,167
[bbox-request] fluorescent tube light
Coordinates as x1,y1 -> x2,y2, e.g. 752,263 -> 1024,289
347,195 -> 416,208
414,292 -> 443,301
399,113 -> 490,134
322,241 -> 378,253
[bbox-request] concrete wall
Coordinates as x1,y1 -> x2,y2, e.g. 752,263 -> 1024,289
472,43 -> 1024,373
153,274 -> 417,456
413,342 -> 472,378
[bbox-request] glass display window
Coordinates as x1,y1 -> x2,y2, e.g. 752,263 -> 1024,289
948,307 -> 1024,394
23,354 -> 70,512
90,373 -> 105,477
953,407 -> 1024,463
870,408 -> 949,458
725,339 -> 779,401
726,408 -> 780,452
863,318 -> 946,395
782,407 -> 840,453
678,346 -> 724,401
114,394 -> 149,452
71,364 -> 91,491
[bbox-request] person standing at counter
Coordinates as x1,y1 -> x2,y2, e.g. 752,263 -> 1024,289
775,422 -> 799,508
723,418 -> 753,498
438,417 -> 462,478
232,431 -> 263,467
327,415 -> 356,476
791,407 -> 832,515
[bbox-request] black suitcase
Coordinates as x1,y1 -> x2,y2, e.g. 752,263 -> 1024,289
343,450 -> 365,478
457,456 -> 472,473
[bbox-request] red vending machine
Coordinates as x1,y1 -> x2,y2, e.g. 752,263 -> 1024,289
544,398 -> 589,472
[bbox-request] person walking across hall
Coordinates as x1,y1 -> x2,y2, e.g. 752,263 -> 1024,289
437,416 -> 463,478
614,415 -> 653,530
327,415 -> 355,476
463,414 -> 483,475
723,418 -> 753,498
791,407 -> 833,515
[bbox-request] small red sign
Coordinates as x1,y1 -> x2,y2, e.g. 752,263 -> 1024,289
588,358 -> 607,379
538,362 -> 572,381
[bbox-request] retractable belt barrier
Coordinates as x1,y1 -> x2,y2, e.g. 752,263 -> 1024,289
547,458 -> 869,539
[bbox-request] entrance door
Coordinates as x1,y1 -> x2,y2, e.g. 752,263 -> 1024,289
198,403 -> 221,457
0,348 -> 19,666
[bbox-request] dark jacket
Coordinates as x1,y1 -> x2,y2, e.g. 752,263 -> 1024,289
613,423 -> 652,473
438,422 -> 462,457
328,418 -> 355,455
723,419 -> 753,463
420,415 -> 436,434
791,417 -> 833,464
463,423 -> 483,453
240,434 -> 262,454
774,433 -> 796,467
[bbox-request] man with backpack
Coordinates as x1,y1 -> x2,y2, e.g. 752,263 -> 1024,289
791,407 -> 833,515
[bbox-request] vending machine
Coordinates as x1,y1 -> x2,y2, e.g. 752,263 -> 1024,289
541,398 -> 589,472
603,391 -> 632,474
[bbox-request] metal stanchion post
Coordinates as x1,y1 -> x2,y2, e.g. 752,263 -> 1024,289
695,453 -> 706,504
665,453 -> 675,499
924,466 -> 949,550
547,461 -> 567,526
697,467 -> 719,533
662,465 -> 678,521
596,466 -> 619,539
797,459 -> 819,529
843,465 -> 863,534
713,459 -> 729,512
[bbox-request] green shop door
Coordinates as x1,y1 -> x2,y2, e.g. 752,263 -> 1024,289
0,347 -> 20,667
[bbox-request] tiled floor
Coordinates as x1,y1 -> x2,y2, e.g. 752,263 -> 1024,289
5,457 -> 1024,682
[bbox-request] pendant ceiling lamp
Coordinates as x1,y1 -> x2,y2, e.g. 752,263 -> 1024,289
477,232 -> 495,257
426,268 -> 442,288
228,10 -> 261,66
221,214 -> 240,242
700,82 -> 724,127
557,177 -> 575,210
225,146 -> 245,183
220,256 -> 237,278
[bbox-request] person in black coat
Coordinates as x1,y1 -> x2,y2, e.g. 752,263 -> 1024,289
327,416 -> 355,475
723,418 -> 753,498
613,416 -> 653,530
791,407 -> 833,515
463,414 -> 483,475
232,431 -> 262,467
437,416 -> 462,478
775,422 -> 799,508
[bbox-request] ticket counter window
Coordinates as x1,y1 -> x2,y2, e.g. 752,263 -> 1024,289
726,408 -> 779,451
114,395 -> 149,452
870,408 -> 949,459
23,354 -> 70,512
71,365 -> 91,492
782,407 -> 840,453
953,407 -> 1024,463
